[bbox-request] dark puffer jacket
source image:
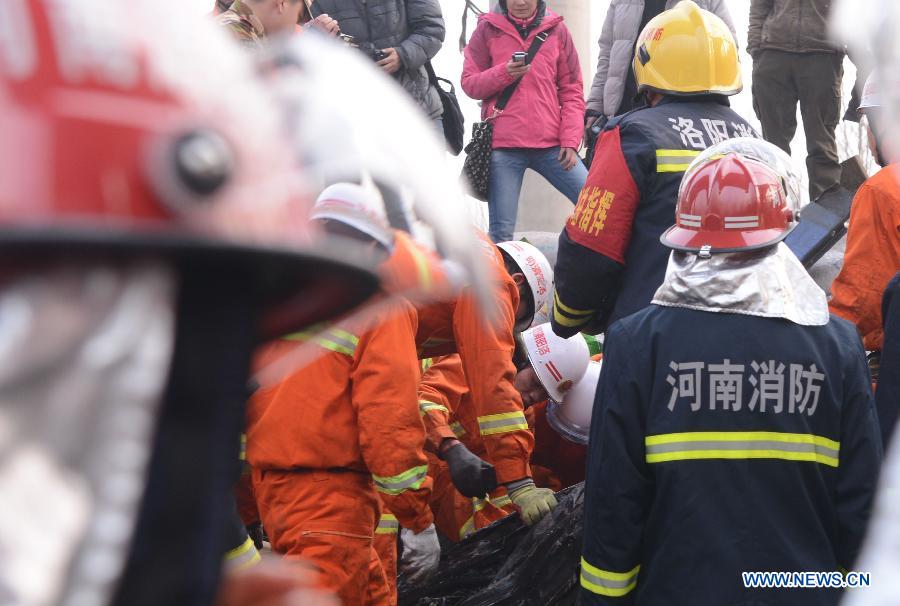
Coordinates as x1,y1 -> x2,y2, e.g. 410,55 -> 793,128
747,0 -> 840,55
311,0 -> 445,119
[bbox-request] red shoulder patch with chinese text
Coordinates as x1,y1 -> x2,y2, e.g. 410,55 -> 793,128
564,127 -> 640,264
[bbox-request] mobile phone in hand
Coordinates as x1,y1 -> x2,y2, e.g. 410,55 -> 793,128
512,51 -> 527,63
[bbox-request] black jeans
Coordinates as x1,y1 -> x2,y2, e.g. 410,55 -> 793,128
751,49 -> 844,200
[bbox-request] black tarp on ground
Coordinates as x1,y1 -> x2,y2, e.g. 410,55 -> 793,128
399,484 -> 584,606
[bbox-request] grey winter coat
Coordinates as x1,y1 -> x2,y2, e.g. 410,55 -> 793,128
585,0 -> 736,117
747,0 -> 839,56
311,0 -> 445,119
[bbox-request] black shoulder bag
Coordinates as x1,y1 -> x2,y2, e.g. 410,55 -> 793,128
426,62 -> 466,156
461,30 -> 551,201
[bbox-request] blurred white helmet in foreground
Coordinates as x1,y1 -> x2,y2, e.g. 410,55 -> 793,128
250,32 -> 496,389
256,32 -> 489,308
313,183 -> 393,250
860,71 -> 883,112
832,0 -> 900,163
829,5 -> 900,604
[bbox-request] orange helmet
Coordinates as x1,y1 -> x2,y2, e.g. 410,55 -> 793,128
661,139 -> 801,255
0,0 -> 376,338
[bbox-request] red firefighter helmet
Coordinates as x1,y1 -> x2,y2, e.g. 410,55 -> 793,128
0,0 -> 377,339
661,142 -> 800,254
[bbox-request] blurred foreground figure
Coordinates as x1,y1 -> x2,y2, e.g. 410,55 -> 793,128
828,73 -> 900,430
580,140 -> 881,605
0,1 -> 381,605
832,5 -> 900,603
218,0 -> 306,49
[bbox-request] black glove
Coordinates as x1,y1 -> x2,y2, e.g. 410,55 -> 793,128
443,441 -> 497,498
246,522 -> 265,551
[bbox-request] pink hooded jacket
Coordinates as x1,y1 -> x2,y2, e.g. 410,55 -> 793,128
462,9 -> 585,150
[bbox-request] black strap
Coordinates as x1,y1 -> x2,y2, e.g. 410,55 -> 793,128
459,0 -> 485,52
493,29 -> 551,116
425,60 -> 439,86
424,61 -> 454,94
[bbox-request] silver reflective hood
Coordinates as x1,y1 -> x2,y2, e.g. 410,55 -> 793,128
651,242 -> 830,327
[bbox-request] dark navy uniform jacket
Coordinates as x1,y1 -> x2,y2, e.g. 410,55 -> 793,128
551,96 -> 756,337
877,273 -> 900,448
580,306 -> 882,606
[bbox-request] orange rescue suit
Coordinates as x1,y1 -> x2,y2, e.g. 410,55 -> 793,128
525,401 -> 587,492
830,164 -> 900,351
247,302 -> 432,605
418,355 -> 516,541
415,241 -> 534,484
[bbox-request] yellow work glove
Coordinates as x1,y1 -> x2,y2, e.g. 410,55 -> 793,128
506,479 -> 558,526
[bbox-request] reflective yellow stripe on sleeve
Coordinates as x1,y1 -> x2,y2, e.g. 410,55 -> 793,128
656,149 -> 701,173
552,292 -> 594,328
407,239 -> 433,292
580,559 -> 639,597
419,400 -> 449,416
644,431 -> 840,468
376,513 -> 399,535
372,465 -> 429,496
450,421 -> 466,438
282,327 -> 359,356
224,537 -> 262,571
477,411 -> 529,436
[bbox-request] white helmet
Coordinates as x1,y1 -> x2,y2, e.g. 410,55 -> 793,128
546,359 -> 601,445
497,240 -> 553,326
860,71 -> 882,112
312,183 -> 393,249
522,322 -> 590,402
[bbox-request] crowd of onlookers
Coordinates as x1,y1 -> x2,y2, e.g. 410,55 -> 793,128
216,0 -> 854,236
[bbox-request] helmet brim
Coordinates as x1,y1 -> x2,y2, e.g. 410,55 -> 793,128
0,226 -> 379,340
659,223 -> 796,254
545,400 -> 589,445
636,83 -> 743,98
310,210 -> 394,250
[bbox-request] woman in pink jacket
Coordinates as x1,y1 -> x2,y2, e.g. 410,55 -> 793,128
463,0 -> 587,242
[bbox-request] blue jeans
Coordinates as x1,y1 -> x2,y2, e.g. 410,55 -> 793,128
488,147 -> 588,243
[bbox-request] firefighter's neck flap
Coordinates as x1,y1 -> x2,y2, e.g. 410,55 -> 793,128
652,242 -> 829,327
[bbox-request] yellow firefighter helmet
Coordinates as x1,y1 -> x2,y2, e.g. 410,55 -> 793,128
633,0 -> 742,97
